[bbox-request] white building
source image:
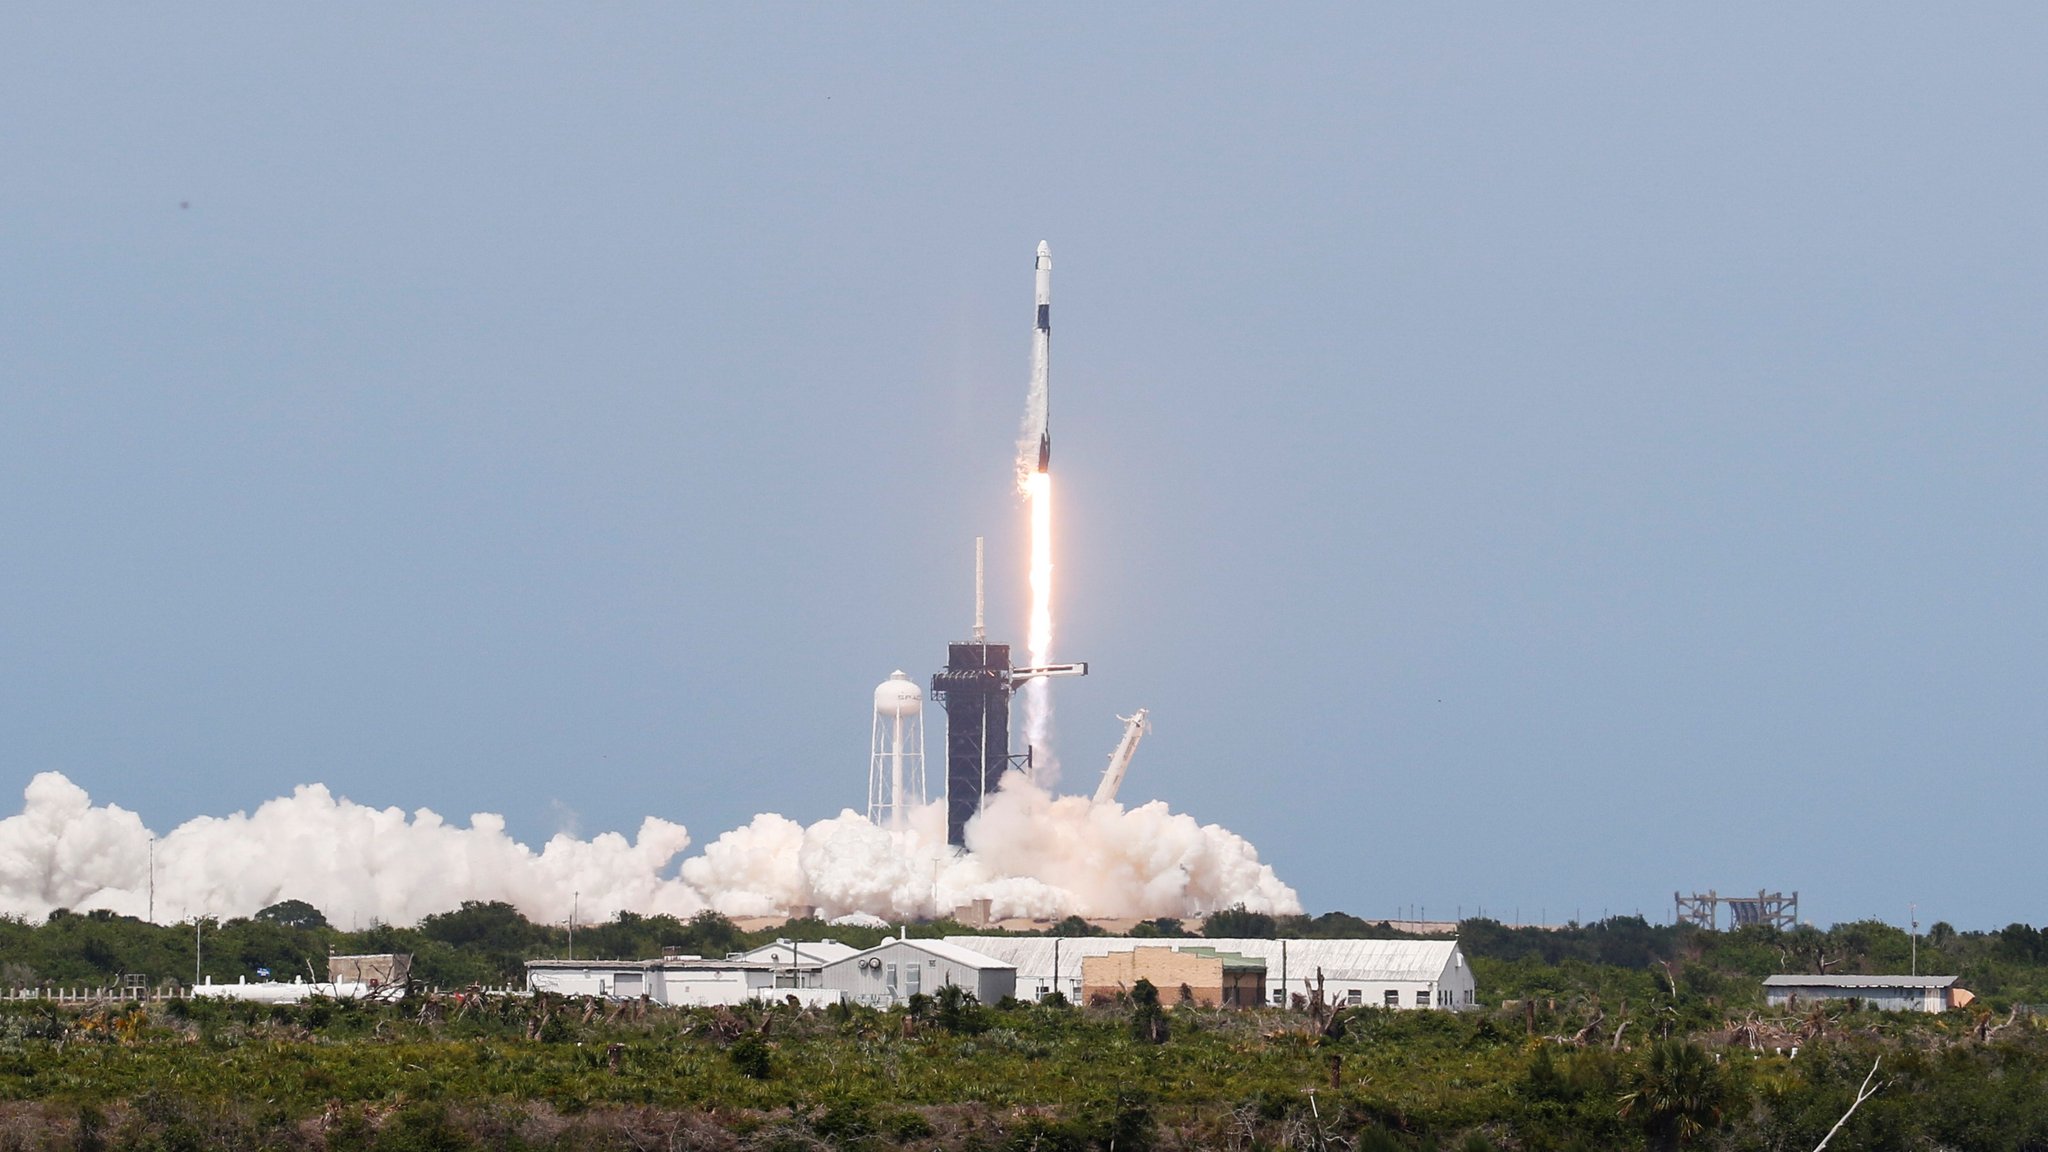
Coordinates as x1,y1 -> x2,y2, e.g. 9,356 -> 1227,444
947,937 -> 1478,1010
1764,974 -> 1971,1014
730,940 -> 861,967
818,938 -> 1016,1007
525,939 -> 858,1007
190,976 -> 391,1004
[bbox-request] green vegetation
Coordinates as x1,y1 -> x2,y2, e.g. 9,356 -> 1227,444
0,902 -> 905,991
0,982 -> 2035,1149
0,904 -> 2043,1148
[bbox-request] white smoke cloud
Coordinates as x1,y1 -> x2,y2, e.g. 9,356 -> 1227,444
967,779 -> 1301,919
678,812 -> 805,918
0,773 -> 152,919
0,770 -> 1299,926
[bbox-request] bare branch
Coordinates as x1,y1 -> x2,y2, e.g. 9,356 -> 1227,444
1812,1056 -> 1883,1152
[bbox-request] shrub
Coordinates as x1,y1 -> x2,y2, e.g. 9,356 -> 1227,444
729,1034 -> 773,1080
1003,1115 -> 1091,1152
73,1103 -> 108,1152
812,1101 -> 877,1150
1129,979 -> 1168,1044
377,1102 -> 473,1152
883,1111 -> 934,1141
934,985 -> 989,1035
1100,1090 -> 1156,1152
1620,1039 -> 1729,1152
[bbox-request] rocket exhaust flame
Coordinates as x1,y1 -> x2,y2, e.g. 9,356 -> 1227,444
1026,472 -> 1053,661
1023,470 -> 1054,778
1018,241 -> 1057,778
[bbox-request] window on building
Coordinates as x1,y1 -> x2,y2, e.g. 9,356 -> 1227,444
1414,990 -> 1429,1008
906,963 -> 922,996
1273,989 -> 1286,1006
1464,989 -> 1474,1005
885,963 -> 897,990
1346,989 -> 1361,1005
1383,990 -> 1399,1008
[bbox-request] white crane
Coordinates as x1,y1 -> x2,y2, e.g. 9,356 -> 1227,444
1092,709 -> 1151,805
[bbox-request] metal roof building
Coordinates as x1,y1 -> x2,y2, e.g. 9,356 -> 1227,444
819,938 -> 1016,1007
523,938 -> 1011,1009
946,937 -> 1476,1010
526,954 -> 841,1007
1763,974 -> 1971,1014
730,940 -> 860,966
525,939 -> 858,1007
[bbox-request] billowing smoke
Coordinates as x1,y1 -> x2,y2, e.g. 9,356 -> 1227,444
0,772 -> 701,928
667,776 -> 1301,921
0,771 -> 1299,926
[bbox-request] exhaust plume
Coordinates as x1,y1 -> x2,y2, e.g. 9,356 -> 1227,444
0,771 -> 1299,926
1020,470 -> 1056,780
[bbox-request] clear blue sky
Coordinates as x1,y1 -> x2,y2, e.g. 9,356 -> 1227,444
3,6 -> 2043,929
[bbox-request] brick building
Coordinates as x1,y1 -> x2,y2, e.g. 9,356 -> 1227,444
1080,945 -> 1267,1007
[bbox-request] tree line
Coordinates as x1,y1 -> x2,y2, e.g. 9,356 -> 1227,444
7,899 -> 2048,1010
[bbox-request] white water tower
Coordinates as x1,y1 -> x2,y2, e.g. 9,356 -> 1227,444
867,670 -> 926,831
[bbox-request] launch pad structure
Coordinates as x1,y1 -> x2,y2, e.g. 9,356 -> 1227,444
1674,889 -> 1799,931
929,640 -> 1088,847
930,532 -> 1086,848
930,641 -> 1019,848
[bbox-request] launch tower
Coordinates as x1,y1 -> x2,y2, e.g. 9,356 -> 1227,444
931,640 -> 1015,848
929,539 -> 1088,848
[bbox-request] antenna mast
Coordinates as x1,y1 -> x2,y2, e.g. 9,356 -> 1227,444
973,536 -> 986,643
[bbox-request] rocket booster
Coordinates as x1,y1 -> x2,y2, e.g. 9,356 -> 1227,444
1032,240 -> 1052,473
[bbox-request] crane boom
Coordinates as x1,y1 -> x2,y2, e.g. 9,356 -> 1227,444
1092,709 -> 1151,805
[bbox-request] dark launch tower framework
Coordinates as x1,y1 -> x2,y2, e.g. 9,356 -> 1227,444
929,640 -> 1088,849
931,642 -> 1022,849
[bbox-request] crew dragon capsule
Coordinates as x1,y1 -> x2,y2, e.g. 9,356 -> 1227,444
1031,240 -> 1052,473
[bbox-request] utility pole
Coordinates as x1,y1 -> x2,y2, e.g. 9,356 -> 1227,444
194,917 -> 204,987
568,892 -> 579,961
147,836 -> 154,924
1910,903 -> 1919,977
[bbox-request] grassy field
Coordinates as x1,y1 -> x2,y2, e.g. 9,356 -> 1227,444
0,987 -> 2040,1151
6,908 -> 2048,1147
